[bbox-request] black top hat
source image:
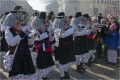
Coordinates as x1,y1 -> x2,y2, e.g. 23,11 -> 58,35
48,11 -> 54,15
13,6 -> 23,10
75,12 -> 82,17
56,12 -> 65,18
47,11 -> 54,20
10,6 -> 24,14
69,15 -> 73,19
38,12 -> 46,19
83,14 -> 90,18
98,13 -> 102,15
34,12 -> 38,16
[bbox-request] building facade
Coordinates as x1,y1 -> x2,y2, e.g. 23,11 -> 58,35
58,0 -> 120,16
0,0 -> 20,14
0,0 -> 33,16
20,0 -> 33,16
46,0 -> 58,16
94,0 -> 120,16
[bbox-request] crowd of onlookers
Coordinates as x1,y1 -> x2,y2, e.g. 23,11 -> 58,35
89,13 -> 120,65
66,13 -> 120,65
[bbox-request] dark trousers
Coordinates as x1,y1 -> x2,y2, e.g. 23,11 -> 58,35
104,44 -> 108,57
96,42 -> 102,58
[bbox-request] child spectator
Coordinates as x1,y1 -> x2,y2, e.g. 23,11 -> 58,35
106,22 -> 119,65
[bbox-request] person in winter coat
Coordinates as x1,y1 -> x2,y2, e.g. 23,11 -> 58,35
105,23 -> 119,65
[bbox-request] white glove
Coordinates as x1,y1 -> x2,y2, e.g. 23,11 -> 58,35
28,29 -> 39,37
22,26 -> 29,33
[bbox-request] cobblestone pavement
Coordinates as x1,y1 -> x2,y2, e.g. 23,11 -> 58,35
0,52 -> 120,80
47,58 -> 120,80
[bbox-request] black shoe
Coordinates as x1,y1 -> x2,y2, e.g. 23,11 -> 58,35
112,63 -> 116,65
92,60 -> 97,63
85,63 -> 92,67
107,62 -> 112,64
81,67 -> 86,71
64,71 -> 71,79
76,69 -> 84,74
76,65 -> 84,74
98,56 -> 102,59
60,76 -> 67,80
42,77 -> 49,80
103,55 -> 107,58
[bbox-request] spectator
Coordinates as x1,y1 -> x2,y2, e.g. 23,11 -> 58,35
106,23 -> 119,65
100,19 -> 108,58
68,15 -> 73,24
98,13 -> 103,23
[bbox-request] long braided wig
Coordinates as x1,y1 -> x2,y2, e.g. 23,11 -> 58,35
3,13 -> 17,28
52,17 -> 68,30
30,16 -> 44,31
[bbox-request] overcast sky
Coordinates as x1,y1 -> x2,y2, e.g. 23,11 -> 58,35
27,0 -> 46,11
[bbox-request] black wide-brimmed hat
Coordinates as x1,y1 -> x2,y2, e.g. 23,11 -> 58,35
10,6 -> 25,14
56,12 -> 65,18
48,11 -> 54,15
38,12 -> 46,19
75,12 -> 82,17
83,14 -> 91,21
47,11 -> 54,20
83,14 -> 90,18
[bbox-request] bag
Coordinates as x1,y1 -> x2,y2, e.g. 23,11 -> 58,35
92,30 -> 101,42
3,42 -> 19,71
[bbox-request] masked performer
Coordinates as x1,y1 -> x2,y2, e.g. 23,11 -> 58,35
3,6 -> 36,80
47,11 -> 55,52
71,12 -> 92,74
83,15 -> 99,66
30,12 -> 55,80
53,12 -> 76,79
47,11 -> 54,31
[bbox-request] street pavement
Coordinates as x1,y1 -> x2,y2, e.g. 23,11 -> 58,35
0,52 -> 119,80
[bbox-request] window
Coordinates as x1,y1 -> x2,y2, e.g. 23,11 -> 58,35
97,0 -> 100,3
104,0 -> 106,4
74,7 -> 77,12
94,0 -> 99,3
116,1 -> 119,6
106,0 -> 109,4
118,1 -> 119,6
108,0 -> 110,4
105,9 -> 107,15
101,0 -> 104,3
110,0 -> 112,5
115,1 -> 117,5
69,8 -> 71,13
112,0 -> 114,5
